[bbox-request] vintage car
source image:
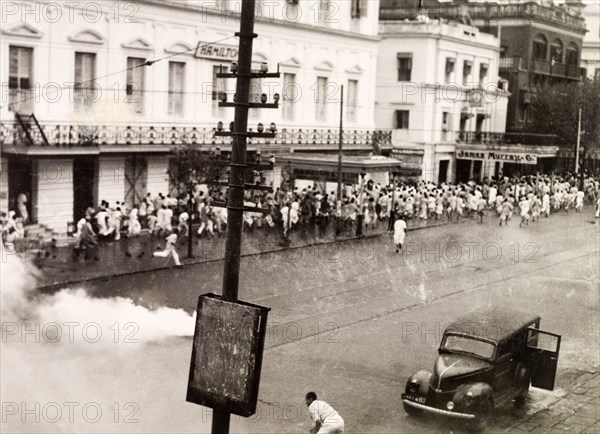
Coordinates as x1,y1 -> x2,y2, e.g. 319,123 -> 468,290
401,308 -> 561,431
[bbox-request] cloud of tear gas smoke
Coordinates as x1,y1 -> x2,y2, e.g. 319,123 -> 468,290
1,243 -> 195,345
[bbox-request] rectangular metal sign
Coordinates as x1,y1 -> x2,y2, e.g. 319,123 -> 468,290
186,293 -> 270,417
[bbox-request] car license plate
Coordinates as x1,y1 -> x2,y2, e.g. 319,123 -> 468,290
404,394 -> 426,404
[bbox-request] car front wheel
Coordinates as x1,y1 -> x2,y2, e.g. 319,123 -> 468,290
468,398 -> 494,432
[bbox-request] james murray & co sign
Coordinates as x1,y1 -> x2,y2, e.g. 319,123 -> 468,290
456,150 -> 538,165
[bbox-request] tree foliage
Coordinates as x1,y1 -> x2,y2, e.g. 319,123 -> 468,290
167,147 -> 218,195
528,79 -> 600,162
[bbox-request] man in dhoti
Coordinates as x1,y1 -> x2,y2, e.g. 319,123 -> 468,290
393,215 -> 407,253
305,392 -> 344,434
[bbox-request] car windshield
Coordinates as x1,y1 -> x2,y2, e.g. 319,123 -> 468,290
442,334 -> 496,359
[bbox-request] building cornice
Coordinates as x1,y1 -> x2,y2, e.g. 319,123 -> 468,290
136,0 -> 380,43
380,27 -> 501,52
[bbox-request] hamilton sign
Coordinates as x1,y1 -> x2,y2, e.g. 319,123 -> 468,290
457,150 -> 538,165
195,42 -> 238,61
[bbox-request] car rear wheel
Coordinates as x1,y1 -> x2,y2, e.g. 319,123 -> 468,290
468,398 -> 494,432
514,365 -> 530,409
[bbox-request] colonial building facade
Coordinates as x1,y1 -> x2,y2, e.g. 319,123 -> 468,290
380,0 -> 588,133
0,0 -> 384,233
376,19 -> 511,183
580,0 -> 600,80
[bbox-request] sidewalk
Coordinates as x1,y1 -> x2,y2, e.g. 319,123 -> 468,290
506,368 -> 600,433
22,215 -> 467,290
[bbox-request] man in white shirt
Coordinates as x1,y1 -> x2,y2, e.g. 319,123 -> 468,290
305,392 -> 344,434
393,216 -> 407,253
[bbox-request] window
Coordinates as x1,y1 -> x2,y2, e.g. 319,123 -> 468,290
351,0 -> 368,18
442,111 -> 451,140
249,59 -> 267,119
442,334 -> 496,359
212,65 -> 227,117
533,34 -> 548,60
316,76 -> 328,121
74,52 -> 96,111
566,43 -> 579,66
8,46 -> 33,111
479,64 -> 489,87
397,53 -> 412,81
347,79 -> 358,122
126,57 -> 145,114
394,110 -> 409,129
550,38 -> 564,64
445,58 -> 456,82
463,60 -> 472,85
168,61 -> 185,116
282,72 -> 297,121
442,112 -> 451,130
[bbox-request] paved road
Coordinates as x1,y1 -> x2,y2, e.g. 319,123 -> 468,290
2,208 -> 598,433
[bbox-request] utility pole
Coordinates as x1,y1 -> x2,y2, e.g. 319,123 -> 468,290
575,106 -> 581,175
335,85 -> 344,236
213,1 -> 254,432
208,0 -> 279,431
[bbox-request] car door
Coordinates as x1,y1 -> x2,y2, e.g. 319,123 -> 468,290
524,328 -> 561,390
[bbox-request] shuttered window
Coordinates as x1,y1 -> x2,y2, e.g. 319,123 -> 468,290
168,61 -> 185,116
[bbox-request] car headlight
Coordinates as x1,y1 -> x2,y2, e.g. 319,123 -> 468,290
446,401 -> 455,411
407,379 -> 419,394
464,391 -> 474,407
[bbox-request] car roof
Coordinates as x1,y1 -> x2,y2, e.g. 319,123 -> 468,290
443,307 -> 541,345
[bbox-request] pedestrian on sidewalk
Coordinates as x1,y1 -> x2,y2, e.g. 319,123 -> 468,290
305,392 -> 344,434
393,215 -> 407,253
153,228 -> 181,266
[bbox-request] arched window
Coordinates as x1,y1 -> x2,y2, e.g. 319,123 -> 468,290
532,34 -> 547,60
550,38 -> 564,64
566,42 -> 579,66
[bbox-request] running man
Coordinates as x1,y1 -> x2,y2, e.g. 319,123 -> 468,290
153,228 -> 181,266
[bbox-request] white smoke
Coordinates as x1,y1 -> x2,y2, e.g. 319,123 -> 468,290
1,243 -> 195,346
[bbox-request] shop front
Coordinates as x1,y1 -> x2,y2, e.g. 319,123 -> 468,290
455,145 -> 559,182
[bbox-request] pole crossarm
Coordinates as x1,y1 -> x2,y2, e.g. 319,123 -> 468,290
219,102 -> 279,109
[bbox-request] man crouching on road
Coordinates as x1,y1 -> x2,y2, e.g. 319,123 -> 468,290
305,392 -> 344,434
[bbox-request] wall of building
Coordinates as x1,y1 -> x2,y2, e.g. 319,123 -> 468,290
0,0 -> 379,131
376,20 -> 509,182
581,1 -> 600,79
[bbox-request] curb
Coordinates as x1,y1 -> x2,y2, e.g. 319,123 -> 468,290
35,219 -> 467,292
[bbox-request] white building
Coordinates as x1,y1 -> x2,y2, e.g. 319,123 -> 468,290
376,18 -> 510,184
0,0 -> 382,234
580,0 -> 600,79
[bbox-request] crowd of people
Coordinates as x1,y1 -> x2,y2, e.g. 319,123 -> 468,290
2,171 -> 600,264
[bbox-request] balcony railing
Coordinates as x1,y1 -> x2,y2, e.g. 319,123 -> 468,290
380,2 -> 585,29
499,56 -> 524,70
0,122 -> 392,149
456,131 -> 557,146
532,59 -> 551,74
